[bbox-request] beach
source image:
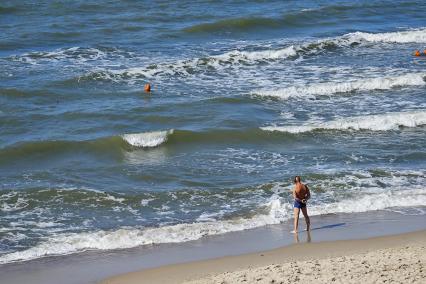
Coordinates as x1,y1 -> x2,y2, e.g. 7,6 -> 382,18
103,230 -> 426,284
2,210 -> 425,284
1,1 -> 426,283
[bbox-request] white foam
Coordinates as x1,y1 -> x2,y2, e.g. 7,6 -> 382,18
2,185 -> 425,264
11,47 -> 133,65
82,28 -> 426,84
141,198 -> 155,206
213,45 -> 298,62
261,110 -> 426,133
0,197 -> 29,212
309,188 -> 426,216
346,28 -> 426,43
1,175 -> 425,264
122,130 -> 173,148
95,45 -> 298,83
0,207 -> 285,264
102,194 -> 125,203
255,73 -> 426,100
210,28 -> 426,65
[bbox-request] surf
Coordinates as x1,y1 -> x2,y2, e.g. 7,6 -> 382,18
261,110 -> 426,133
1,169 -> 424,264
254,73 -> 426,100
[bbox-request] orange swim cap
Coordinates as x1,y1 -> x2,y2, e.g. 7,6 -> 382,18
414,50 -> 421,56
144,83 -> 151,93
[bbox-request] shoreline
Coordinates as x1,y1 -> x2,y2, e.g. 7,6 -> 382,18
102,230 -> 426,284
1,210 -> 425,284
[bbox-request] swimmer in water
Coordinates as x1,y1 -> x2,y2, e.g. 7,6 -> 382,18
292,175 -> 311,233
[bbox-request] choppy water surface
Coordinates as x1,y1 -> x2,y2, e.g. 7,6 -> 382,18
1,0 -> 425,264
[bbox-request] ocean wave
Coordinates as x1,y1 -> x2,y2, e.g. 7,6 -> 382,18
346,28 -> 426,43
1,115 -> 424,163
7,27 -> 425,84
1,170 -> 425,264
0,130 -> 175,163
122,130 -> 173,147
77,28 -> 426,83
261,110 -> 426,133
0,212 -> 280,264
0,128 -> 278,163
182,4 -> 415,34
74,42 -> 325,83
213,45 -> 298,62
254,73 -> 426,100
9,46 -> 134,65
78,38 -> 344,82
309,188 -> 426,216
1,183 -> 425,264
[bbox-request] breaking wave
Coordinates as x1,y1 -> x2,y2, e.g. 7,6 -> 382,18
0,128 -> 284,163
261,110 -> 426,133
75,27 -> 426,83
122,130 -> 173,148
0,130 -> 175,164
254,73 -> 426,100
1,115 -> 425,164
1,179 -> 425,264
347,28 -> 426,43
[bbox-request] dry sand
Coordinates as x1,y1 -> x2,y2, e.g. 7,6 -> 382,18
187,241 -> 425,284
101,230 -> 426,284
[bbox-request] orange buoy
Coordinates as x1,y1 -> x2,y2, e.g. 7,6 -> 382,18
144,83 -> 151,93
414,50 -> 421,56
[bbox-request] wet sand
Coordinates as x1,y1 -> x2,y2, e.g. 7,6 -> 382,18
102,230 -> 426,284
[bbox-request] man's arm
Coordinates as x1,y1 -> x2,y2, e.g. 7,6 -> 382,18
305,185 -> 311,200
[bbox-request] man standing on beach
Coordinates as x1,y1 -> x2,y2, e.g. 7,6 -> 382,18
292,176 -> 311,233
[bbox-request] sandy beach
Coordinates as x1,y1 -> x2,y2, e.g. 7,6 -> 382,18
102,230 -> 426,284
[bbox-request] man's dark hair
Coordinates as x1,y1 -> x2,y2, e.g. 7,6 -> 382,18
294,176 -> 301,183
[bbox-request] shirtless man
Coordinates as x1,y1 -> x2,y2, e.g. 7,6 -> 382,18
292,176 -> 311,233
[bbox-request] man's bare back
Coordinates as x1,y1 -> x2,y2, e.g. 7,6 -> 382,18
294,182 -> 310,203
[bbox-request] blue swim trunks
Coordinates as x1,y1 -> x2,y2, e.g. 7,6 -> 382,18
294,199 -> 306,209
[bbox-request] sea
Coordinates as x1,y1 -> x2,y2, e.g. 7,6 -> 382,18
0,0 -> 425,265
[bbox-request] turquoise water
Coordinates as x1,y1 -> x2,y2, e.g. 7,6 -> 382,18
0,0 -> 425,264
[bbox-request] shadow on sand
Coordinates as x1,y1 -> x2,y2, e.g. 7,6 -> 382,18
311,222 -> 346,231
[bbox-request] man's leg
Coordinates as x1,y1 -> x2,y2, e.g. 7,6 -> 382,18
301,207 -> 310,231
293,208 -> 300,233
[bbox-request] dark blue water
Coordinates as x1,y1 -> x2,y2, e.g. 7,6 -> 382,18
0,0 -> 425,264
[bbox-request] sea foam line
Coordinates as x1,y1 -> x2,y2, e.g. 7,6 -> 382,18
261,110 -> 426,133
208,28 -> 426,64
76,28 -> 426,83
9,46 -> 134,65
1,186 -> 425,264
254,73 -> 426,100
346,28 -> 426,43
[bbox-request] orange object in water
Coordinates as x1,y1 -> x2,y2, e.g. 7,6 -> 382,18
424,50 -> 426,55
144,83 -> 151,93
414,50 -> 421,56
